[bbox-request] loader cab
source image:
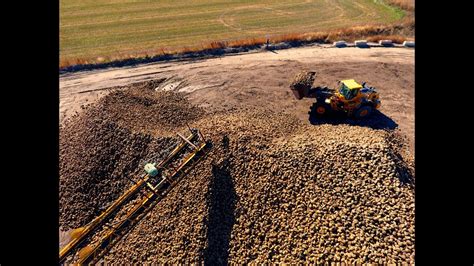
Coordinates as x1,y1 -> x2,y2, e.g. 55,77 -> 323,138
338,79 -> 362,100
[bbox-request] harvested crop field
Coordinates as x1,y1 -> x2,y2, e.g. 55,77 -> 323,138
60,0 -> 405,63
60,67 -> 415,263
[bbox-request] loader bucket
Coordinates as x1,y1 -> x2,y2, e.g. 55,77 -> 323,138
289,71 -> 316,100
290,86 -> 308,100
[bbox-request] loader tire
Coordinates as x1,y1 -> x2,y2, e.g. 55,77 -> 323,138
310,102 -> 330,117
354,105 -> 373,119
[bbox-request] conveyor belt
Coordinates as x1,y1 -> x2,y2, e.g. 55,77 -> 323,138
59,129 -> 209,264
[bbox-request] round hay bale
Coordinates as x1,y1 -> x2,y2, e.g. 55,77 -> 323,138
333,41 -> 347,48
402,41 -> 415,47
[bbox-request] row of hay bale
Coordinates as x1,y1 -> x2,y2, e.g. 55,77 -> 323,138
333,40 -> 414,48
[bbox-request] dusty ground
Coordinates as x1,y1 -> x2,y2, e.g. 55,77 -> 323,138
60,45 -> 414,151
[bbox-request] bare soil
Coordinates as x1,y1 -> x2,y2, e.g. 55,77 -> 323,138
60,46 -> 414,153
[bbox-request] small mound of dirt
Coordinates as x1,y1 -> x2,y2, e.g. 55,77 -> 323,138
59,86 -> 204,229
69,85 -> 205,136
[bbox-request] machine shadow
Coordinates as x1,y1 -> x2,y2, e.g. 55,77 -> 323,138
203,136 -> 236,266
309,109 -> 398,130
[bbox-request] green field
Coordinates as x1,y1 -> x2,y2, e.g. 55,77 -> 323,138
60,0 -> 404,63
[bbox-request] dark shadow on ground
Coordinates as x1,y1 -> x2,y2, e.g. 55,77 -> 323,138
389,145 -> 415,186
395,160 -> 414,185
309,109 -> 398,130
203,135 -> 236,266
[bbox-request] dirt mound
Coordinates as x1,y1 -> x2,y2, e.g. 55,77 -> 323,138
71,85 -> 205,135
59,86 -> 205,229
60,81 -> 414,263
101,110 -> 414,264
221,124 -> 414,264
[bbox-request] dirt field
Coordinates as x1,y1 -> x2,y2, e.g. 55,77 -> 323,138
60,46 -> 414,152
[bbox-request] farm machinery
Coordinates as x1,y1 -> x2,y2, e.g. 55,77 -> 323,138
59,127 -> 210,265
290,71 -> 381,119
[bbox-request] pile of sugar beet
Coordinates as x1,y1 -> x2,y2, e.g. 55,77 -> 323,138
59,81 -> 415,264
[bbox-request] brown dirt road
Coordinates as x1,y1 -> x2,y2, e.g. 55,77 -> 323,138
60,45 -> 414,152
